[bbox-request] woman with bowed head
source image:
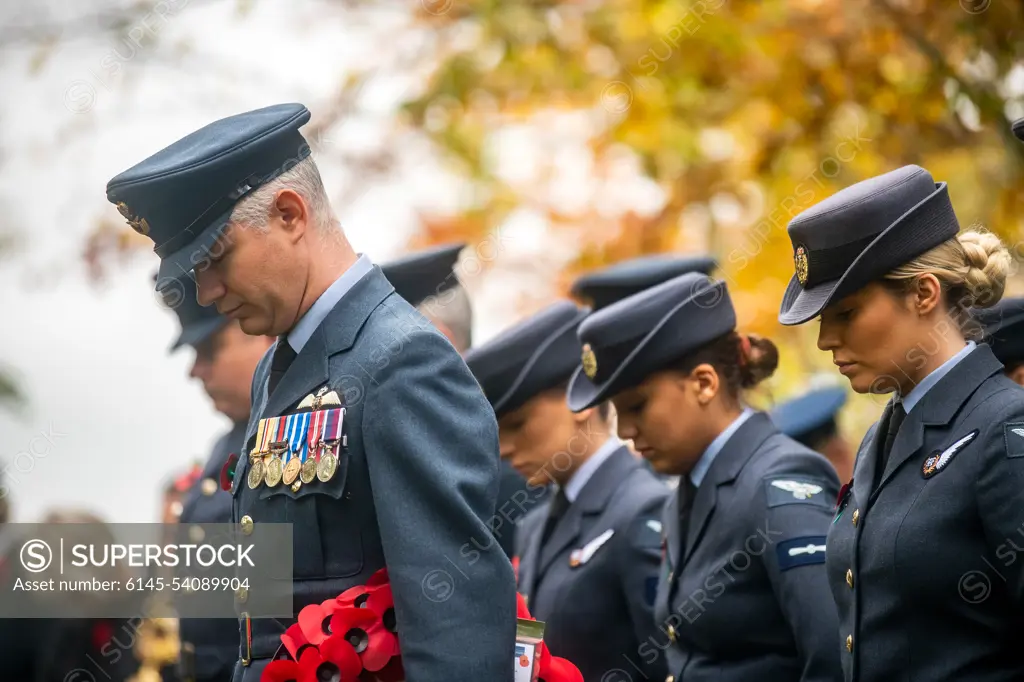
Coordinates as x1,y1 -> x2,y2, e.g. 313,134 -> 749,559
567,271 -> 842,682
777,164 -> 1024,682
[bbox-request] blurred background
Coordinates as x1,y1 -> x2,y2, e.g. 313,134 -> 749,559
1,0 -> 1023,523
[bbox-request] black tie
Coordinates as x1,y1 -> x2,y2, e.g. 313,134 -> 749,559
876,401 -> 907,486
677,476 -> 698,552
267,339 -> 297,397
540,488 -> 570,548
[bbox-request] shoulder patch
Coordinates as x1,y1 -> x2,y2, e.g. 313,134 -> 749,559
1004,423 -> 1024,459
923,429 -> 979,477
776,536 -> 828,571
765,478 -> 831,508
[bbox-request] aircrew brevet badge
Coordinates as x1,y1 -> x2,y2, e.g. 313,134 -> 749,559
115,202 -> 150,236
923,429 -> 979,478
581,343 -> 597,379
794,245 -> 809,286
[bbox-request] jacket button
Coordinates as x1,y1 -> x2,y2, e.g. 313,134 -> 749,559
201,478 -> 217,496
240,515 -> 254,535
189,525 -> 205,543
236,586 -> 248,603
846,634 -> 853,652
852,509 -> 860,526
846,569 -> 854,588
667,624 -> 677,642
666,677 -> 675,682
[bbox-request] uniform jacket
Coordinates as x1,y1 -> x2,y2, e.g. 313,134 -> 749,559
177,421 -> 246,682
495,459 -> 547,559
229,266 -> 516,682
828,343 -> 1024,682
516,445 -> 669,682
654,411 -> 842,682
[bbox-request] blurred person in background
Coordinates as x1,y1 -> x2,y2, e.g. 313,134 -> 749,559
466,301 -> 669,681
976,296 -> 1024,386
155,274 -> 273,682
382,242 -> 544,560
769,385 -> 855,483
569,272 -> 842,682
778,164 -> 1024,681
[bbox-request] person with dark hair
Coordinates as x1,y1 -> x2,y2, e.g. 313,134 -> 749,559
465,301 -> 669,682
567,271 -> 841,682
770,385 -> 855,483
778,164 -> 1024,682
975,296 -> 1024,386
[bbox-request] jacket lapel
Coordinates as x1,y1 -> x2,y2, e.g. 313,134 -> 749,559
662,492 -> 681,577
520,510 -> 546,599
851,406 -> 886,509
536,446 -> 638,581
876,344 -> 1002,491
682,412 -> 775,566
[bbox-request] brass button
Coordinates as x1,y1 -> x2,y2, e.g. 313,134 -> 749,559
189,525 -> 205,543
201,478 -> 217,496
667,624 -> 676,642
846,569 -> 854,588
846,634 -> 853,652
666,677 -> 675,682
240,515 -> 254,535
236,586 -> 248,603
852,509 -> 860,526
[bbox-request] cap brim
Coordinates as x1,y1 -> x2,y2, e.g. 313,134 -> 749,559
156,209 -> 233,283
778,276 -> 841,325
171,316 -> 229,352
1013,118 -> 1024,142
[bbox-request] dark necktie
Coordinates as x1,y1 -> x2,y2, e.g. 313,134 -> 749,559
540,488 -> 570,548
876,401 -> 907,487
267,339 -> 297,397
677,476 -> 698,552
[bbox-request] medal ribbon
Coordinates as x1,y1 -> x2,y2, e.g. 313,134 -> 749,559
324,408 -> 343,444
307,409 -> 325,463
273,416 -> 287,449
255,417 -> 273,453
287,412 -> 310,464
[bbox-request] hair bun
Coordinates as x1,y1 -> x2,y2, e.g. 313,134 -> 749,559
740,333 -> 779,388
958,230 -> 1011,308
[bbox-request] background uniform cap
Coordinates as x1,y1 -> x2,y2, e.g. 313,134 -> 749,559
106,103 -> 312,284
769,385 -> 847,441
567,272 -> 736,412
155,273 -> 228,352
975,296 -> 1024,366
570,253 -> 717,310
778,164 -> 960,325
1013,118 -> 1024,143
465,301 -> 589,417
381,243 -> 465,308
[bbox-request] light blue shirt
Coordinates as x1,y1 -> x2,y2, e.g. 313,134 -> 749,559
690,407 -> 756,487
900,341 -> 976,414
287,254 -> 374,353
563,437 -> 621,503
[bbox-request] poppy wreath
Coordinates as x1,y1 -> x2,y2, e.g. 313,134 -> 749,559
261,568 -> 582,682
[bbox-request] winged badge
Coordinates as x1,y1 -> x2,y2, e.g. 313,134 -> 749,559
771,479 -> 823,500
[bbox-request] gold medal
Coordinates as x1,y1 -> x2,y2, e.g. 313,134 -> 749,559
265,454 -> 283,487
247,458 -> 265,489
317,442 -> 338,482
300,457 -> 318,484
282,457 -> 302,486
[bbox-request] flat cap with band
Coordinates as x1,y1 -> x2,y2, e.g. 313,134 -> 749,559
570,254 -> 717,311
567,271 -> 736,412
465,301 -> 590,417
976,297 -> 1024,367
778,164 -> 961,325
381,243 -> 466,309
106,103 -> 313,283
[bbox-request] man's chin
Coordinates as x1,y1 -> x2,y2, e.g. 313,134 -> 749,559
237,314 -> 271,337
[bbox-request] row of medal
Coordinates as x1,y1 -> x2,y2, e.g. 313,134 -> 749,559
247,407 -> 346,492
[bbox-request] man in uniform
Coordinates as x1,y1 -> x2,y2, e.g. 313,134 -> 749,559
382,243 -> 543,560
157,275 -> 274,682
106,103 -> 515,682
769,384 -> 855,482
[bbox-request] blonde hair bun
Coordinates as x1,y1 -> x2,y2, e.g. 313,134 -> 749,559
958,230 -> 1011,308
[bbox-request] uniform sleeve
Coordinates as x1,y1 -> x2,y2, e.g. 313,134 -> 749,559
363,327 -> 516,682
757,455 -> 842,682
616,495 -> 669,680
976,397 -> 1024,603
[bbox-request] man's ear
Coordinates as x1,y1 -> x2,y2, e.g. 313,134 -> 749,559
274,189 -> 310,243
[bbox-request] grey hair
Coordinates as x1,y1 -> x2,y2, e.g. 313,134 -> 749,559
417,283 -> 474,353
228,156 -> 336,234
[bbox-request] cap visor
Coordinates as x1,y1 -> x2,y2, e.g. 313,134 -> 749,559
157,210 -> 233,283
566,366 -> 604,412
171,316 -> 229,352
1014,118 -> 1024,142
778,275 -> 840,326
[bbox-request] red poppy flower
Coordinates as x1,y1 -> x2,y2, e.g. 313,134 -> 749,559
337,583 -> 378,609
538,655 -> 583,682
364,585 -> 396,633
366,568 -> 389,587
511,555 -> 520,581
368,656 -> 404,682
280,624 -> 314,661
516,592 -> 532,620
537,641 -> 552,671
329,607 -> 395,672
261,659 -> 299,682
220,453 -> 239,491
298,601 -> 340,646
297,643 -> 362,682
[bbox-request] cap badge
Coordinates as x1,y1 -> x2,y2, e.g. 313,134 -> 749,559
116,202 -> 150,236
794,245 -> 809,286
581,343 -> 597,379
